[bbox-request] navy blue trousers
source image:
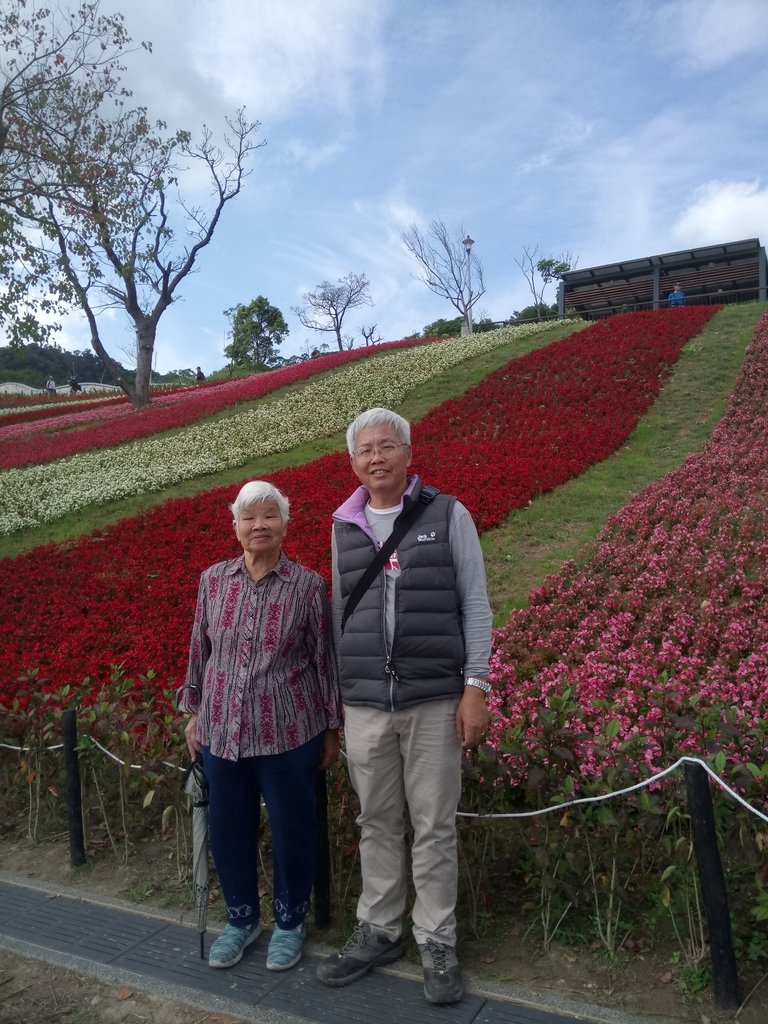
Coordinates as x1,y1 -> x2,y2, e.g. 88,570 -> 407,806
202,733 -> 322,929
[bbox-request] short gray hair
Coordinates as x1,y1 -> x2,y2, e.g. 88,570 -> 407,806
230,481 -> 290,524
346,407 -> 411,455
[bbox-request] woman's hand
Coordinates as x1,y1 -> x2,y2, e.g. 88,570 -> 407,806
318,728 -> 340,770
184,714 -> 202,761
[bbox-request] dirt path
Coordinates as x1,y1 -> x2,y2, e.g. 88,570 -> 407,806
0,949 -> 251,1024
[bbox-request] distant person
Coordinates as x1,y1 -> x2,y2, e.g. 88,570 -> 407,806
667,283 -> 685,308
45,377 -> 56,395
196,366 -> 206,382
69,376 -> 82,393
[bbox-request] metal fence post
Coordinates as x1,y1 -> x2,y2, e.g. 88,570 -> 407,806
61,709 -> 86,867
684,761 -> 739,1009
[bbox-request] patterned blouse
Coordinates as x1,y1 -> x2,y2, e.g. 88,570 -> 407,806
178,552 -> 341,760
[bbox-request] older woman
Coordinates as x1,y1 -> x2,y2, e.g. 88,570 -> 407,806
178,481 -> 341,972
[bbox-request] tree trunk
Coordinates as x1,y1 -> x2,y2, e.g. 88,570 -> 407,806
133,321 -> 156,408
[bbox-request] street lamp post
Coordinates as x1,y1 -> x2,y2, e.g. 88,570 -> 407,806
463,235 -> 474,334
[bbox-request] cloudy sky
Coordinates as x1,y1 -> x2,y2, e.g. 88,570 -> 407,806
51,0 -> 768,372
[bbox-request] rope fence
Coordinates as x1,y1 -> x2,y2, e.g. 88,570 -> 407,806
3,738 -> 766,824
2,719 -> 758,1008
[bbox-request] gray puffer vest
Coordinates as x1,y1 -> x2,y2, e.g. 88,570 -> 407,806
334,488 -> 464,711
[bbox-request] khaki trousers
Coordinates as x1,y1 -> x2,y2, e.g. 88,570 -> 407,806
343,698 -> 462,946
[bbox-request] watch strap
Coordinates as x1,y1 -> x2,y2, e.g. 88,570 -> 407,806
464,676 -> 491,694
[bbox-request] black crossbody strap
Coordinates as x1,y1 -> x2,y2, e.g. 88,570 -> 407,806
340,486 -> 440,633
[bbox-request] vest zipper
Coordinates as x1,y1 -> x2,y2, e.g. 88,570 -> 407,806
384,656 -> 399,711
385,571 -> 399,711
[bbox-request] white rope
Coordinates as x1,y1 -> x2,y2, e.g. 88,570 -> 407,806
0,741 -> 63,752
0,738 -> 180,773
88,737 -> 182,773
88,736 -> 145,770
2,739 -> 766,824
456,755 -> 768,825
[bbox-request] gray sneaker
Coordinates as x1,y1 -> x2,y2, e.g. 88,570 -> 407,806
419,939 -> 464,1004
316,923 -> 403,987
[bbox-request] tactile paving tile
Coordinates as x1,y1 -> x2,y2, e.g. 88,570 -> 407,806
114,924 -> 285,1002
0,882 -> 604,1024
0,881 -> 52,920
2,892 -> 163,961
474,1000 -> 580,1024
262,962 -> 486,1024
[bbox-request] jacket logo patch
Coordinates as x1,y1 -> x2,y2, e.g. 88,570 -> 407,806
417,531 -> 437,542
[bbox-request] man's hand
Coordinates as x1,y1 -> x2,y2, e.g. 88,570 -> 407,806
318,728 -> 341,770
184,714 -> 202,760
455,687 -> 489,750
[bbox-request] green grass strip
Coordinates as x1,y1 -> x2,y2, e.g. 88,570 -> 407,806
482,302 -> 765,622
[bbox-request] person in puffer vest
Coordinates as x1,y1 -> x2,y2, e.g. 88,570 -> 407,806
316,407 -> 493,1006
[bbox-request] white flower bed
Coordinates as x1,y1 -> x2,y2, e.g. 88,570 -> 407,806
0,324 -> 558,533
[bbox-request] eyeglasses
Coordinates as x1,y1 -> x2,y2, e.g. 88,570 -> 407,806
353,442 -> 409,459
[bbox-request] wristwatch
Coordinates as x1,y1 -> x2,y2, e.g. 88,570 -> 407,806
464,676 -> 491,695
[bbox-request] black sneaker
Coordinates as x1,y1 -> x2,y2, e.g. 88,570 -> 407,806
419,939 -> 464,1004
316,923 -> 403,987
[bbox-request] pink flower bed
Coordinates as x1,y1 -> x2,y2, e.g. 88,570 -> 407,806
488,308 -> 768,794
0,393 -> 127,428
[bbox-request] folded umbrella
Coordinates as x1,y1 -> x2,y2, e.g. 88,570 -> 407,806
183,760 -> 210,959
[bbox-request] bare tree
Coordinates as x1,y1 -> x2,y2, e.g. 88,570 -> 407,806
360,323 -> 381,346
401,219 -> 485,333
293,273 -> 372,352
515,244 -> 576,317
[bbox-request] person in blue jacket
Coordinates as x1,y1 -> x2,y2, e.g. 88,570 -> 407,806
667,283 -> 685,307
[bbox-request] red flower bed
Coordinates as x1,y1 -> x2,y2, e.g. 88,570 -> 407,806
416,307 -> 716,529
0,308 -> 717,716
0,337 -> 441,468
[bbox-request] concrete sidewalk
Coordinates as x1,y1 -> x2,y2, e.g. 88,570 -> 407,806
0,879 -> 665,1024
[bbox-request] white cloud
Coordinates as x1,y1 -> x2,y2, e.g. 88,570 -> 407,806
382,199 -> 422,235
672,180 -> 768,245
520,114 -> 594,175
283,135 -> 348,170
188,0 -> 390,121
654,0 -> 768,69
98,0 -> 391,143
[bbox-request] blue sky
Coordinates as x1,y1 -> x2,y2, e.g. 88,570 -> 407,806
52,0 -> 768,373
